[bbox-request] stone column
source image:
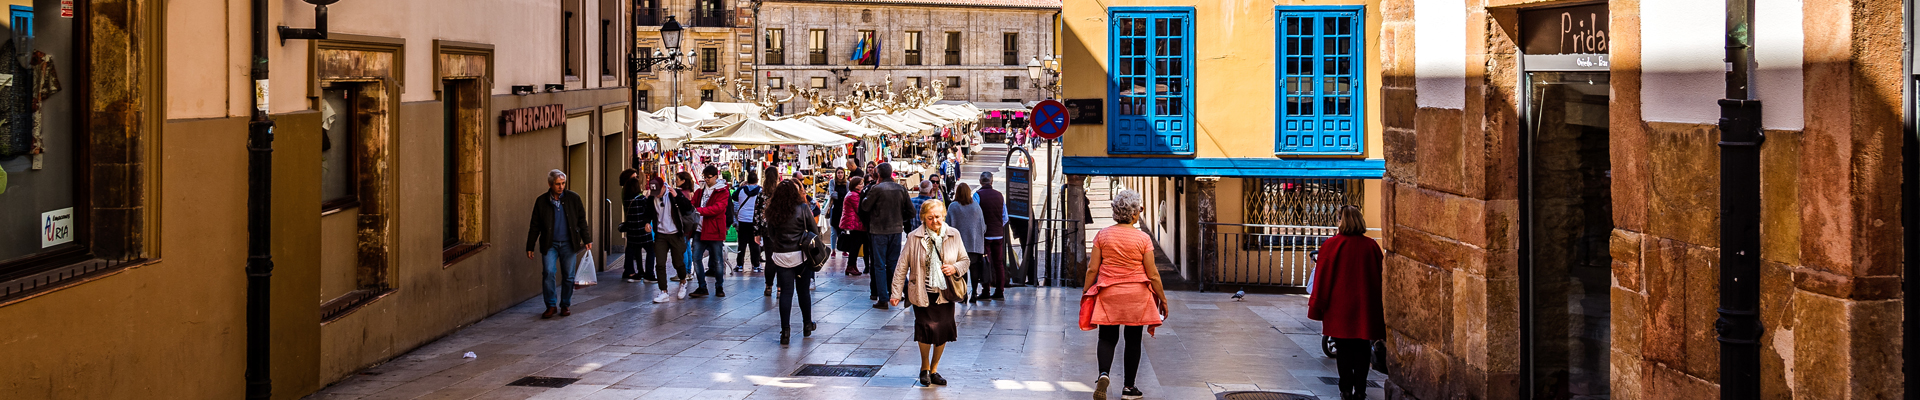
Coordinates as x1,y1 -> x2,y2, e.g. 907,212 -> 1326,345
1064,174 -> 1088,287
1195,177 -> 1217,292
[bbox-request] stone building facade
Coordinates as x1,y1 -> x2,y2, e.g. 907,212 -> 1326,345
0,0 -> 638,397
1380,0 -> 1905,399
754,0 -> 1060,104
633,0 -> 754,111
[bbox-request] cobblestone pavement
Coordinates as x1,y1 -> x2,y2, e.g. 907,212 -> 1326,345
305,257 -> 1385,400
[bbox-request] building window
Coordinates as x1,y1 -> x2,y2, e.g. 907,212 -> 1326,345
1003,32 -> 1019,65
854,30 -> 877,66
944,32 -> 961,65
637,46 -> 653,73
904,31 -> 922,65
768,77 -> 783,88
320,87 -> 361,211
1276,7 -> 1364,155
637,90 -> 649,112
809,29 -> 828,65
562,9 -> 579,77
701,89 -> 715,102
1004,76 -> 1020,90
810,77 -> 827,89
945,76 -> 960,89
1108,8 -> 1194,155
764,28 -> 785,65
599,19 -> 613,76
636,0 -> 662,25
909,76 -> 922,87
700,47 -> 718,73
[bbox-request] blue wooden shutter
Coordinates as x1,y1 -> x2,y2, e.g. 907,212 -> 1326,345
1109,9 -> 1193,155
1276,8 -> 1363,155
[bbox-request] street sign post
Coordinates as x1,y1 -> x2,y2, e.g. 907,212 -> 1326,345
1030,100 -> 1069,140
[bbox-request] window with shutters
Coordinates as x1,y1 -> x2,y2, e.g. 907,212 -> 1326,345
1107,8 -> 1193,155
764,29 -> 785,65
809,30 -> 828,65
1275,7 -> 1364,155
904,31 -> 922,65
944,32 -> 961,65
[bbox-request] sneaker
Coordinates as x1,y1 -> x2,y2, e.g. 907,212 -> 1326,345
689,288 -> 709,298
1093,374 -> 1109,400
625,278 -> 640,283
1120,387 -> 1142,400
675,283 -> 690,299
652,292 -> 671,303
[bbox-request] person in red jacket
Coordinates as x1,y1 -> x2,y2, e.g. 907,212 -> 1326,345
1307,205 -> 1384,400
689,166 -> 733,298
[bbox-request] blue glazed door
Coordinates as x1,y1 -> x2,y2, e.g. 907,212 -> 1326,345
1276,9 -> 1363,155
1109,10 -> 1192,155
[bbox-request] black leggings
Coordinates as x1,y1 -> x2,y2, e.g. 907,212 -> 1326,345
1097,325 -> 1144,388
1333,338 -> 1373,396
774,266 -> 814,331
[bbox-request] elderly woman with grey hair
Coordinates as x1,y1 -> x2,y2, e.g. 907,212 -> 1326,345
525,169 -> 592,319
1080,189 -> 1165,400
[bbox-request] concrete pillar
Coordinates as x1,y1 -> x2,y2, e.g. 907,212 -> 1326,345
1196,177 -> 1217,292
1064,174 -> 1088,287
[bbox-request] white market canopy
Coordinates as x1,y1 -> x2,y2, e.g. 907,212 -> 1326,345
697,102 -> 765,116
763,119 -> 855,146
801,115 -> 885,138
633,112 -> 698,150
687,119 -> 854,147
653,106 -> 716,125
971,102 -> 1029,112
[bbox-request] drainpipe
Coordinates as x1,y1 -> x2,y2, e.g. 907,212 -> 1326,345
1903,0 -> 1918,396
1714,0 -> 1764,398
246,0 -> 276,398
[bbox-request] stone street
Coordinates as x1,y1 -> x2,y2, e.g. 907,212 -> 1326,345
304,264 -> 1384,400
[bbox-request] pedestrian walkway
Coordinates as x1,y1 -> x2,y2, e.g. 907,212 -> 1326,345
303,267 -> 1384,400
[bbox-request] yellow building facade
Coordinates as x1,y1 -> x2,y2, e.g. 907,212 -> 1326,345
1059,1 -> 1384,290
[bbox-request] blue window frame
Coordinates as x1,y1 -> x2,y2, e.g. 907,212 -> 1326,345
1276,6 -> 1364,155
1108,8 -> 1193,155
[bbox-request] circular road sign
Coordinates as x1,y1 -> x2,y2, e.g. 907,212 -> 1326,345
1030,100 -> 1070,140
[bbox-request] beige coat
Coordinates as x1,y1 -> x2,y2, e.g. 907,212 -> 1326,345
891,224 -> 971,307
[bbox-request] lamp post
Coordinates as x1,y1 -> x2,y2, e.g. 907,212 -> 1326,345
1027,55 -> 1060,100
631,16 -> 697,124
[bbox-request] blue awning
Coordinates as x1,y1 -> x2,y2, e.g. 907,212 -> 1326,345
1063,157 -> 1385,179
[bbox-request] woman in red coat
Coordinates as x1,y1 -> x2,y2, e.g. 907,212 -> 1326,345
1307,205 -> 1383,400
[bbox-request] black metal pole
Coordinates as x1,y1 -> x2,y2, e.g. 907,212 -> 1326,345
246,0 -> 277,399
1715,0 -> 1763,398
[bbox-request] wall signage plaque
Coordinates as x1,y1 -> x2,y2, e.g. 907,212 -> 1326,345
1005,166 -> 1032,220
501,104 -> 565,136
1520,4 -> 1609,55
1064,98 -> 1103,125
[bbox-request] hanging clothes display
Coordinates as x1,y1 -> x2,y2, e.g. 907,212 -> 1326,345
0,40 -> 30,161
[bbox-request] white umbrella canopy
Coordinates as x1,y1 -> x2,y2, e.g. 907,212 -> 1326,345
765,119 -> 856,146
803,115 -> 884,138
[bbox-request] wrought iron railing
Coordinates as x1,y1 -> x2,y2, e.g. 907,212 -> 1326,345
689,9 -> 734,28
1199,223 -> 1378,292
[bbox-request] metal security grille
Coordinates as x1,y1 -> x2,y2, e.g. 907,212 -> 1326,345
793,364 -> 882,377
1276,8 -> 1364,155
1242,178 -> 1362,233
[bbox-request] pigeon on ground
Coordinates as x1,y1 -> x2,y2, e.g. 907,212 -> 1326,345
1232,290 -> 1246,301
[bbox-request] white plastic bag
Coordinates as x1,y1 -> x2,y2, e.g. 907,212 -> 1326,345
574,252 -> 598,287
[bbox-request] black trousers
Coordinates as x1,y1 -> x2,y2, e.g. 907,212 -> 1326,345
623,237 -> 651,279
1097,325 -> 1144,388
1333,338 -> 1373,396
774,266 -> 814,331
735,224 -> 763,269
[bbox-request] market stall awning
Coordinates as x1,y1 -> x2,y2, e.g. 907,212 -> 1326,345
634,112 -> 699,150
688,119 -> 854,146
970,102 -> 1029,112
926,105 -> 977,121
764,119 -> 855,146
697,113 -> 746,131
654,106 -> 716,125
696,102 -> 765,117
802,115 -> 885,138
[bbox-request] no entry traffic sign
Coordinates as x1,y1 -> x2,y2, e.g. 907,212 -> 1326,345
1030,100 -> 1069,140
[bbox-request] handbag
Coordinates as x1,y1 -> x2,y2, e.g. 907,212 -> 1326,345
801,231 -> 830,271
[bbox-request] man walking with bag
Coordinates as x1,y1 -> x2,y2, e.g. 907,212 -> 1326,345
526,170 -> 591,319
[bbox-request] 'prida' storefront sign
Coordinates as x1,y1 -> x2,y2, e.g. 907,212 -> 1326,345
500,104 -> 565,136
1520,4 -> 1609,71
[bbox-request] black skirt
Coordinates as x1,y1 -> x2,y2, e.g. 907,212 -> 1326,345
839,229 -> 869,253
913,301 -> 957,344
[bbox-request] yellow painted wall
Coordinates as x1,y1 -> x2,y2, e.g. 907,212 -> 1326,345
1060,0 -> 1383,161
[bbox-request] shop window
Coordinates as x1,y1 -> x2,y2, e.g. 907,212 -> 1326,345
0,3 -> 148,302
700,47 -> 718,73
944,32 -> 961,65
1108,8 -> 1193,155
1275,7 -> 1364,155
904,31 -> 922,65
320,87 -> 360,211
764,28 -> 785,65
1241,178 -> 1363,248
1004,76 -> 1019,90
808,29 -> 827,65
1003,32 -> 1019,66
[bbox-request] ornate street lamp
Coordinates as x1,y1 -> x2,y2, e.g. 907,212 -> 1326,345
631,16 -> 697,124
1028,55 -> 1060,99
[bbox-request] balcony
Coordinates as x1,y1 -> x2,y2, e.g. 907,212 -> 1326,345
635,7 -> 666,26
689,8 -> 735,28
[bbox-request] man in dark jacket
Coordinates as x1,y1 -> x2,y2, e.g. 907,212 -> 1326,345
857,162 -> 916,309
526,169 -> 592,319
976,171 -> 1009,299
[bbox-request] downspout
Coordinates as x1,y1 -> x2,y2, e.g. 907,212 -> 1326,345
246,0 -> 277,398
1903,0 -> 1918,395
1715,0 -> 1764,398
